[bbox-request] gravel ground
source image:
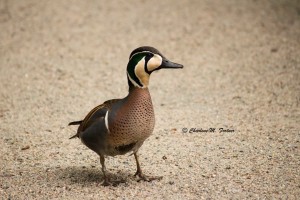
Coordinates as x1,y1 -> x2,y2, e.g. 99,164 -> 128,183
0,0 -> 299,199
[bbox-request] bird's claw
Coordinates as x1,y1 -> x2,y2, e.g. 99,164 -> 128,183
134,171 -> 162,182
101,178 -> 126,187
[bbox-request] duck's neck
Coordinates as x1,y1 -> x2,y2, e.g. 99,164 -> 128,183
126,86 -> 152,110
127,77 -> 149,92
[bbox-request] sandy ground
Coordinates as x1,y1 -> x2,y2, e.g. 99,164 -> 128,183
0,0 -> 299,199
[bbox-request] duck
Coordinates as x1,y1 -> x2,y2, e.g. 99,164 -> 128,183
69,46 -> 183,186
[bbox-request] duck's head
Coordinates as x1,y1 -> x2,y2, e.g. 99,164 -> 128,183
127,46 -> 184,89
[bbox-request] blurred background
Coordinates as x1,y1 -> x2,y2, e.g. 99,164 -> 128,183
0,0 -> 299,199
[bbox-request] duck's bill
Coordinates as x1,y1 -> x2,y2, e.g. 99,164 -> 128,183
160,59 -> 184,69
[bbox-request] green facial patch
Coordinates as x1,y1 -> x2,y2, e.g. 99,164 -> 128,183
127,53 -> 147,87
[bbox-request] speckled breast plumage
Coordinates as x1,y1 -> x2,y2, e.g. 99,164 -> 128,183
104,88 -> 155,156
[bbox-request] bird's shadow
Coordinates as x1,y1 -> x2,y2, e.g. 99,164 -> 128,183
55,166 -> 132,187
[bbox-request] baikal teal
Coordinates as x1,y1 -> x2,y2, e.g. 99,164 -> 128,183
68,46 -> 183,186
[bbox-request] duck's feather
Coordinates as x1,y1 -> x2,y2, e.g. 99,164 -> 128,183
69,99 -> 120,139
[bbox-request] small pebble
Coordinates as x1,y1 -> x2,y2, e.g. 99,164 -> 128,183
21,145 -> 30,150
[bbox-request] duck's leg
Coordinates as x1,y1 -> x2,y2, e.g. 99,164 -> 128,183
133,152 -> 163,182
100,155 -> 110,186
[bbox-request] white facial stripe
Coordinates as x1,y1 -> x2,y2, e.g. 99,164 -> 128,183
104,111 -> 110,133
147,54 -> 163,72
127,71 -> 141,87
129,51 -> 152,60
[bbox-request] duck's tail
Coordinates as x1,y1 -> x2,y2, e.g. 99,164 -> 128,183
68,120 -> 83,126
68,120 -> 83,139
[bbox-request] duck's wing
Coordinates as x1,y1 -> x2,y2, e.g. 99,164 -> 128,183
69,99 -> 120,139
